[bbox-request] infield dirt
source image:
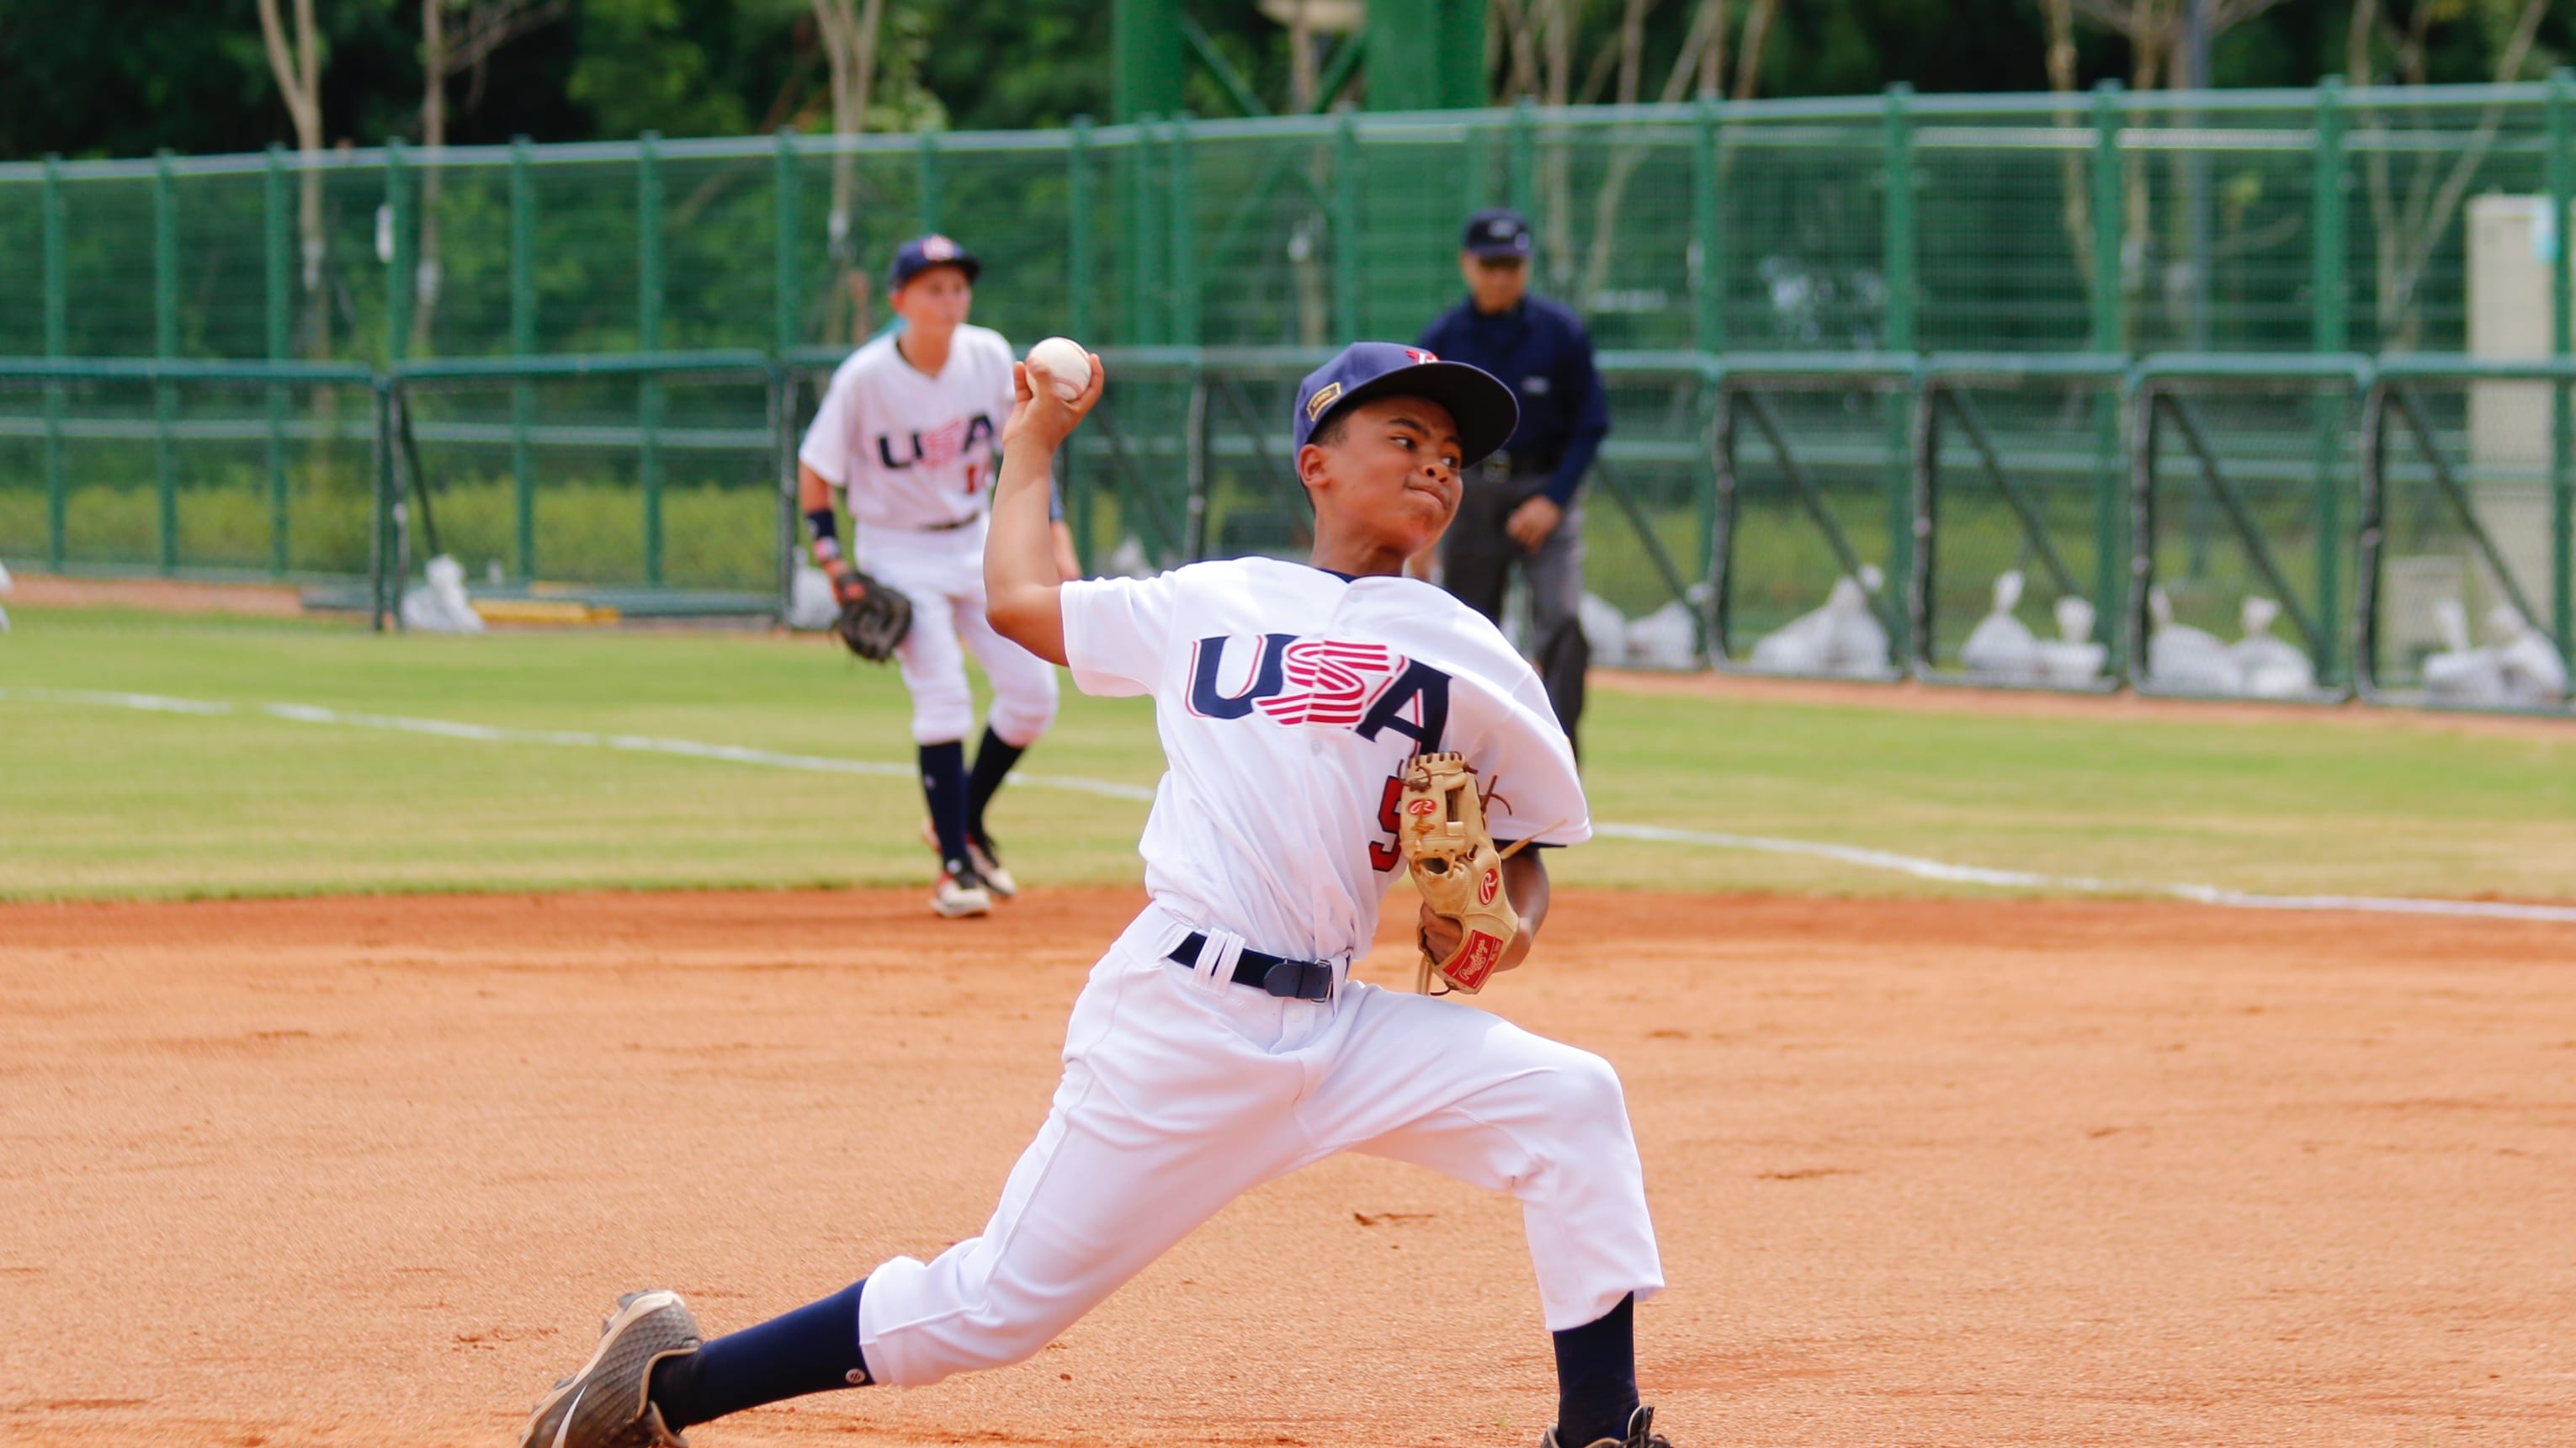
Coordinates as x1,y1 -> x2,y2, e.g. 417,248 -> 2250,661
3,887 -> 2571,1447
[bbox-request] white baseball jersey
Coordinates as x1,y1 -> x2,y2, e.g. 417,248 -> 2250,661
799,324 -> 1016,531
1060,556 -> 1591,962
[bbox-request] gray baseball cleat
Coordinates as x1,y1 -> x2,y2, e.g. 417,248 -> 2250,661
518,1289 -> 704,1448
1541,1404 -> 1672,1448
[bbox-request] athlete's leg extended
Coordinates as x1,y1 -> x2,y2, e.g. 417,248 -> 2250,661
874,582 -> 984,888
859,944 -> 1314,1385
1309,983 -> 1663,1443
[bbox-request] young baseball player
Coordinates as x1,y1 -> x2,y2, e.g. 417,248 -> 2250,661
799,234 -> 1081,917
516,342 -> 1671,1448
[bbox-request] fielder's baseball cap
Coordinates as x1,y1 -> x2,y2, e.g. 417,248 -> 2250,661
1293,342 -> 1520,469
1462,207 -> 1532,260
888,233 -> 981,290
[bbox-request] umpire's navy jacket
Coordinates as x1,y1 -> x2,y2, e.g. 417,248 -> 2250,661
1415,293 -> 1610,507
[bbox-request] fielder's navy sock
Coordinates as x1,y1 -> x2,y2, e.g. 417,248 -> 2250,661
918,739 -> 972,875
964,725 -> 1026,846
1551,1293 -> 1639,1447
648,1281 -> 869,1430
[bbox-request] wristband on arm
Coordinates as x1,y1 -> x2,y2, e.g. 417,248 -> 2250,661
805,507 -> 842,566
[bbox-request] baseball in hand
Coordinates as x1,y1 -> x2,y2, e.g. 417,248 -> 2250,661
1027,336 -> 1091,402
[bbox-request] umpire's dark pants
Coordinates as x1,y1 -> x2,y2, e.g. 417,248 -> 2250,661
1442,469 -> 1589,758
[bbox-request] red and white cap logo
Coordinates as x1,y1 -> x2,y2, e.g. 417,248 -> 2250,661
1402,347 -> 1438,364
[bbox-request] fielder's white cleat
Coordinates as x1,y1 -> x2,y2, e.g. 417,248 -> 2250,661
920,819 -> 1017,900
932,867 -> 993,919
966,837 -> 1017,899
517,1289 -> 702,1448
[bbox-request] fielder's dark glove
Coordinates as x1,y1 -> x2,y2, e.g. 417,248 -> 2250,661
830,569 -> 913,662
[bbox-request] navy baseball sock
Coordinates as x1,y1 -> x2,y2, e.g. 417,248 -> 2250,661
919,740 -> 972,875
647,1281 -> 869,1431
1551,1293 -> 1639,1447
964,725 -> 1026,847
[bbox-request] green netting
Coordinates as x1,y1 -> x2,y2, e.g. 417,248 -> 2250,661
1919,374 -> 2123,680
398,366 -> 777,592
2364,375 -> 2571,703
2138,378 -> 2362,694
1714,376 -> 1912,672
0,373 -> 380,577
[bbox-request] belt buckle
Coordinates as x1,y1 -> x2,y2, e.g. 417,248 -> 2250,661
1261,957 -> 1333,1003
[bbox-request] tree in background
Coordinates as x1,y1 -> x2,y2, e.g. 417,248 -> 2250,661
2349,0 -> 2557,350
256,0 -> 329,355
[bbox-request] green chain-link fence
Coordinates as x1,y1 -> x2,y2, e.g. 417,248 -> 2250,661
2,82 -> 2572,705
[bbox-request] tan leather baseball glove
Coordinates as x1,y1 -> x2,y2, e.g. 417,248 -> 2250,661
1398,751 -> 1520,995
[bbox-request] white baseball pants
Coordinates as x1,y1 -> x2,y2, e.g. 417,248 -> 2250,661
856,522 -> 1059,747
857,903 -> 1665,1387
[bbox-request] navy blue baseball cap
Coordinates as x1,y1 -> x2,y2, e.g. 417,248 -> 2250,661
888,233 -> 981,290
1462,207 -> 1532,260
1293,342 -> 1520,469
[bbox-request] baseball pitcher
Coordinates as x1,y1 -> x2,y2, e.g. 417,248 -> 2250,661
516,342 -> 1671,1448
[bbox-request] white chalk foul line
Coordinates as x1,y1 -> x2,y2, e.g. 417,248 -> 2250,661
8,684 -> 2573,923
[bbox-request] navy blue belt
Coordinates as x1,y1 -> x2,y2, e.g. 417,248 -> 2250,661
1167,931 -> 1336,1003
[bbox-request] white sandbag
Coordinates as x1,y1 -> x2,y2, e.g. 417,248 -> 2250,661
0,558 -> 11,632
2487,603 -> 2569,706
1957,570 -> 2039,682
2032,593 -> 2106,686
1624,599 -> 1700,671
1819,573 -> 1892,677
2229,596 -> 2314,698
1578,591 -> 1631,668
786,563 -> 841,630
2146,586 -> 2238,693
2420,598 -> 2504,703
1747,593 -> 1835,673
1102,536 -> 1158,581
399,554 -> 486,634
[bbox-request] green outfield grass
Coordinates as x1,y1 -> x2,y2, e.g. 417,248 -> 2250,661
3,602 -> 2571,904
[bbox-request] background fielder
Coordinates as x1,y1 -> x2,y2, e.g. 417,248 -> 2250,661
513,341 -> 1671,1448
798,234 -> 1081,917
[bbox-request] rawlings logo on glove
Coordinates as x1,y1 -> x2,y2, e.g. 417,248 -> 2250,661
1399,751 -> 1524,995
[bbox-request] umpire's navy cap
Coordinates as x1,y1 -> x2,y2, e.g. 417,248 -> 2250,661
888,233 -> 981,290
1293,342 -> 1520,469
1463,207 -> 1532,259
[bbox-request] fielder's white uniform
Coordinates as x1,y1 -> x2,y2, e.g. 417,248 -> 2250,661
857,557 -> 1665,1387
800,325 -> 1060,746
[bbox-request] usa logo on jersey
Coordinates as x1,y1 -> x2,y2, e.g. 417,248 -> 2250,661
1186,634 -> 1449,749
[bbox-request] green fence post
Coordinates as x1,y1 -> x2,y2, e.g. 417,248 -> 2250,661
1070,118 -> 1096,344
1068,118 -> 1097,558
2090,80 -> 2126,663
1881,84 -> 1916,352
41,152 -> 66,571
639,131 -> 666,586
264,144 -> 292,575
918,129 -> 942,233
1168,116 -> 1198,346
1335,110 -> 1361,342
386,141 -> 412,364
511,135 -> 537,578
2551,69 -> 2574,671
773,128 -> 799,356
2312,75 -> 2349,684
1462,119 -> 1489,219
154,148 -> 179,575
1508,98 -> 1535,225
1879,85 -> 1916,627
1692,96 -> 1724,355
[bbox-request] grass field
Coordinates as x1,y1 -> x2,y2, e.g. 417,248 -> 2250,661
4,602 -> 2573,903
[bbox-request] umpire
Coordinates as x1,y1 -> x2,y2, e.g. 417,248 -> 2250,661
1417,208 -> 1609,756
